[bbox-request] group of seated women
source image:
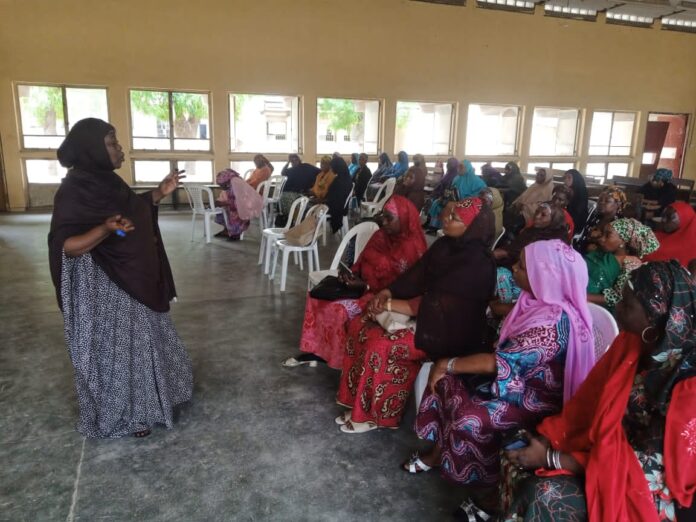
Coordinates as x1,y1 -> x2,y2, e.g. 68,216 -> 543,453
277,156 -> 696,520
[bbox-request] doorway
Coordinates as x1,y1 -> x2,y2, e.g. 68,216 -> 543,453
640,113 -> 689,179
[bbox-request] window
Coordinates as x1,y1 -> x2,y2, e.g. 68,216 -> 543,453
470,161 -> 510,173
24,159 -> 68,183
395,101 -> 454,155
588,111 -> 635,156
230,160 -> 286,178
130,90 -> 210,151
526,162 -> 575,173
529,108 -> 580,156
465,104 -> 519,156
17,84 -> 108,149
317,98 -> 380,155
133,159 -> 213,184
586,162 -> 630,180
230,94 -> 300,153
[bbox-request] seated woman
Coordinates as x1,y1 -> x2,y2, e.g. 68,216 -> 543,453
348,152 -> 360,178
564,169 -> 589,232
336,198 -> 496,433
277,154 -> 320,224
214,169 -> 263,240
505,168 -> 555,235
550,185 -> 575,238
246,154 -> 274,189
309,156 -> 336,201
639,168 -> 678,220
325,156 -> 354,234
283,195 -> 426,369
645,201 -> 696,268
500,161 -> 527,206
406,240 -> 595,514
575,186 -> 627,254
503,261 -> 696,522
479,186 -> 504,241
352,153 -> 372,204
586,218 -> 659,311
380,150 -> 409,180
394,166 -> 427,212
425,157 -> 459,229
428,160 -> 486,230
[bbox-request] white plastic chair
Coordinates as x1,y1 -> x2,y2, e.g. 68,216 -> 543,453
270,205 -> 329,292
588,302 -> 619,360
258,196 -> 309,275
414,362 -> 433,411
256,180 -> 273,230
492,226 -> 506,249
360,178 -> 396,218
265,175 -> 288,228
321,186 -> 355,246
184,184 -> 228,244
308,221 -> 380,289
243,169 -> 254,181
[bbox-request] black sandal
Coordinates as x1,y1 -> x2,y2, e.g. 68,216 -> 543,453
133,429 -> 151,438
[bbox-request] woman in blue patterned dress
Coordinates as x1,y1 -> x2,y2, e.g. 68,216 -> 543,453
403,240 -> 595,512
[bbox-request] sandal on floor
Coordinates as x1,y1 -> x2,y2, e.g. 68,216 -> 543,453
335,411 -> 351,425
339,419 -> 377,433
282,356 -> 318,368
402,452 -> 433,474
453,498 -> 492,522
133,429 -> 151,438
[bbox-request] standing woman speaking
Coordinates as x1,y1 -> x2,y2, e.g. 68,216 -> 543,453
48,118 -> 193,439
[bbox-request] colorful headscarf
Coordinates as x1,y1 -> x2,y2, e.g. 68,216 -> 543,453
610,218 -> 659,258
453,196 -> 483,226
654,168 -> 673,182
601,186 -> 627,214
452,159 -> 487,199
353,195 -> 427,290
628,260 -> 696,413
499,239 -> 595,402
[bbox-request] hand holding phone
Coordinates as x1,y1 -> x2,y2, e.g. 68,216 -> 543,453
502,429 -> 530,451
338,261 -> 353,279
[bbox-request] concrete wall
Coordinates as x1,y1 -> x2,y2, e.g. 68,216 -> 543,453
1,0 -> 695,210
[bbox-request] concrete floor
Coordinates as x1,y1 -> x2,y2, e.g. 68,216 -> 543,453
0,211 -> 462,522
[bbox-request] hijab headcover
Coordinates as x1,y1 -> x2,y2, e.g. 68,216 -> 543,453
601,186 -> 627,213
49,118 -> 176,312
453,196 -> 483,226
498,239 -> 595,401
610,218 -> 659,258
645,201 -> 696,267
654,168 -> 673,182
353,195 -> 427,290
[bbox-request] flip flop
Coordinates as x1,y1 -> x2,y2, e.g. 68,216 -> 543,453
339,420 -> 377,434
335,411 -> 352,425
402,452 -> 433,474
282,356 -> 318,368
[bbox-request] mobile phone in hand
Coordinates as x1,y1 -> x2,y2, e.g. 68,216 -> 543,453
338,261 -> 352,278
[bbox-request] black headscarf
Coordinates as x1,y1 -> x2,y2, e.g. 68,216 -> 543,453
502,161 -> 527,200
389,204 -> 496,359
48,118 -> 176,312
326,157 -> 353,233
566,169 -> 589,231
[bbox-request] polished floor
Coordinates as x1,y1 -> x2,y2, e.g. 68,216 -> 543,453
0,211 -> 461,521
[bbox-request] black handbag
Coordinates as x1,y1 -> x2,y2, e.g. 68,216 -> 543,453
309,276 -> 365,301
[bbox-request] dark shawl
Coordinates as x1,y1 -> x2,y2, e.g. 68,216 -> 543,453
282,162 -> 320,193
566,169 -> 589,232
48,118 -> 175,313
353,164 -> 372,202
639,181 -> 678,212
501,162 -> 527,201
326,157 -> 353,233
389,206 -> 496,359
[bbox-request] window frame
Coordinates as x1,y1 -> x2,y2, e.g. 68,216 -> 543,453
131,158 -> 216,185
464,102 -> 522,158
316,95 -> 383,156
587,110 -> 637,157
16,82 -> 111,151
128,87 -> 213,153
228,91 -> 303,155
394,99 -> 457,156
528,106 -> 582,158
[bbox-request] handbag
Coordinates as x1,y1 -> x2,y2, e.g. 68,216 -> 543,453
309,276 -> 365,301
284,214 -> 317,246
373,310 -> 416,333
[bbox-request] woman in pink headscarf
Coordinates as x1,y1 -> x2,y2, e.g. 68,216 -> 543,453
404,239 -> 595,511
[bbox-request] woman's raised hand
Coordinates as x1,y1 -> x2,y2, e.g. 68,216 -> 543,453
159,169 -> 186,197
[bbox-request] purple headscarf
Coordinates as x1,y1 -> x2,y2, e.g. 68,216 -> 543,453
498,239 -> 595,402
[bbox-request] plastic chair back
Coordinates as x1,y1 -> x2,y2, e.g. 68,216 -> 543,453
307,205 -> 329,246
268,175 -> 287,199
285,196 -> 309,230
184,184 -> 214,212
382,178 -> 396,200
492,226 -> 506,249
328,221 -> 380,270
243,169 -> 254,180
587,302 -> 619,360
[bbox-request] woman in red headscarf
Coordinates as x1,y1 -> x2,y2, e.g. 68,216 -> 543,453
283,195 -> 427,370
645,201 -> 696,268
335,197 -> 496,433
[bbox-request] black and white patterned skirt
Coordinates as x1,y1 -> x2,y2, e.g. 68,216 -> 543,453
61,253 -> 193,438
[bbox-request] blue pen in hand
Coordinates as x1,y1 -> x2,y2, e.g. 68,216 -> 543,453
115,229 -> 127,237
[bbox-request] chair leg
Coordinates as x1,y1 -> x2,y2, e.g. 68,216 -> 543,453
204,214 -> 211,243
258,235 -> 265,265
298,250 -> 303,271
322,220 -> 327,246
313,245 -> 320,271
307,249 -> 314,273
190,213 -> 196,241
270,243 -> 279,280
342,216 -> 349,235
280,249 -> 289,292
264,237 -> 273,275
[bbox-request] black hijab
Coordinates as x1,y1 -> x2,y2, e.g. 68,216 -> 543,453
326,157 -> 353,233
566,169 -> 589,231
389,205 -> 496,359
48,118 -> 175,312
